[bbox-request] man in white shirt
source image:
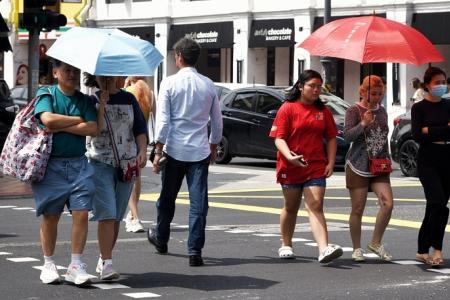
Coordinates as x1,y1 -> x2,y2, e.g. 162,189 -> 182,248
147,37 -> 223,266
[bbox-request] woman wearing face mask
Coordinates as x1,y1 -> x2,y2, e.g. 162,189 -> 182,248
344,75 -> 394,262
84,74 -> 148,280
412,67 -> 450,267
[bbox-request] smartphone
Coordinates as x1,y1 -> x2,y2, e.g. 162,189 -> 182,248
290,151 -> 308,165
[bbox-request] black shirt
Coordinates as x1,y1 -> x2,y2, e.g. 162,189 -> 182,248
411,98 -> 450,144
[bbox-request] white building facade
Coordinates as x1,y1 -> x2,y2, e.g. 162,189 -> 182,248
3,0 -> 450,120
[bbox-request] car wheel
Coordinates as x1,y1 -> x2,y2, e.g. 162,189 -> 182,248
399,139 -> 419,177
215,136 -> 232,164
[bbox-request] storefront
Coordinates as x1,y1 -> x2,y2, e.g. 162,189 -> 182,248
119,26 -> 155,44
248,19 -> 295,86
167,21 -> 233,82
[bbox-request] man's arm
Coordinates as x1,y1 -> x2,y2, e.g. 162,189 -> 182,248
39,112 -> 84,131
56,121 -> 98,136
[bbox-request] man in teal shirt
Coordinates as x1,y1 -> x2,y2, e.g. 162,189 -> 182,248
32,60 -> 98,286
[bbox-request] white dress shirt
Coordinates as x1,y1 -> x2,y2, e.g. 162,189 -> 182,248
155,67 -> 223,162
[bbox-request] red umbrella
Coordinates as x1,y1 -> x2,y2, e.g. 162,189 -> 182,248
298,15 -> 444,65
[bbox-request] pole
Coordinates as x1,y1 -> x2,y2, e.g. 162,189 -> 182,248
27,28 -> 40,101
321,0 -> 332,91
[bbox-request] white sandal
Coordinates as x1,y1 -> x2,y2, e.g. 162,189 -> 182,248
278,246 -> 295,259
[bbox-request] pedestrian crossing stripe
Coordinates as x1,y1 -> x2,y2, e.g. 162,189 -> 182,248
7,257 -> 40,262
92,283 -> 130,289
123,292 -> 161,298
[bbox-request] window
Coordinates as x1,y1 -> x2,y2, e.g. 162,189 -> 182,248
230,93 -> 255,112
256,94 -> 281,114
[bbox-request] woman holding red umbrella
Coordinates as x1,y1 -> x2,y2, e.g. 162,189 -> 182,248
344,75 -> 394,262
412,66 -> 450,267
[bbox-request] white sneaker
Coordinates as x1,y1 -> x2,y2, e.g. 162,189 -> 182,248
65,263 -> 91,285
95,257 -> 103,274
352,248 -> 366,262
100,262 -> 120,281
318,245 -> 343,263
126,218 -> 145,233
40,262 -> 61,284
124,211 -> 133,229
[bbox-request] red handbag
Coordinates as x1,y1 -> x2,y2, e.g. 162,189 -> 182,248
369,158 -> 392,176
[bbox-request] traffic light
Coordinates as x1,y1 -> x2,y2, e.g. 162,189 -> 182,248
19,0 -> 67,32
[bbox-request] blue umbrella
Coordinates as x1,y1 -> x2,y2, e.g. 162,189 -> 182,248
46,27 -> 164,76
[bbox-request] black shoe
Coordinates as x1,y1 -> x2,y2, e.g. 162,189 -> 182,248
189,255 -> 204,267
147,229 -> 168,254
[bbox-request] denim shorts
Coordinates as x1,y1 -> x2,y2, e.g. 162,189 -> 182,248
31,156 -> 95,217
281,177 -> 326,190
89,160 -> 134,222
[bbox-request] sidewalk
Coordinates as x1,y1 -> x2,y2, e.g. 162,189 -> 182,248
0,174 -> 33,199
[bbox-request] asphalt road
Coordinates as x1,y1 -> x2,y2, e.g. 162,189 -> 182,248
0,159 -> 449,299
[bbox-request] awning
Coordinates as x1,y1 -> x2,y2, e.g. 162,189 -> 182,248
0,13 -> 12,52
168,22 -> 233,49
249,19 -> 294,48
119,26 -> 155,44
412,12 -> 450,44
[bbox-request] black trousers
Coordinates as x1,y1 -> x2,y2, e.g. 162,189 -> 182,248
417,144 -> 450,254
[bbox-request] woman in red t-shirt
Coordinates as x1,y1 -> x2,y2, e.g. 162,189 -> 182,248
269,69 -> 343,263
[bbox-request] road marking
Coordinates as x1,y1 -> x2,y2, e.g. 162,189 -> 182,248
0,252 -> 11,255
253,233 -> 281,237
427,269 -> 450,274
292,238 -> 311,242
140,194 -> 450,232
225,229 -> 255,233
0,205 -> 17,208
92,283 -> 130,289
7,257 -> 40,262
391,260 -> 423,265
123,292 -> 161,298
174,225 -> 189,229
206,195 -> 426,203
305,242 -> 318,247
33,265 -> 67,270
363,253 -> 379,258
12,207 -> 34,210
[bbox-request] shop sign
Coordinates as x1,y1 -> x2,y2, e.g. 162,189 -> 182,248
249,19 -> 294,47
168,22 -> 233,49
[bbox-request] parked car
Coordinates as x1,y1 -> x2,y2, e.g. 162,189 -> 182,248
216,86 -> 350,165
214,82 -> 265,101
0,80 -> 18,151
390,111 -> 419,177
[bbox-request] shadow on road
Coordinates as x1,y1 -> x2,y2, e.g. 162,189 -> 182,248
119,272 -> 279,291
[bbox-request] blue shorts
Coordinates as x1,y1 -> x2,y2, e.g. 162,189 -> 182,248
89,160 -> 134,222
281,177 -> 326,190
31,156 -> 95,217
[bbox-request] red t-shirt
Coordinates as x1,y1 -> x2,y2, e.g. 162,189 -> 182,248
269,101 -> 337,184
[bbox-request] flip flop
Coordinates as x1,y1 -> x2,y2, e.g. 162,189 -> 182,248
429,257 -> 444,268
415,253 -> 430,264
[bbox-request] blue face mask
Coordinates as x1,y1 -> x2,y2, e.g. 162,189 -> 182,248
430,84 -> 447,97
